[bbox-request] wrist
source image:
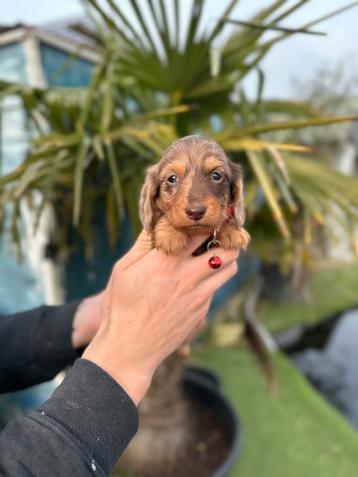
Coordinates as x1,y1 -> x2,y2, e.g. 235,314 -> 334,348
109,364 -> 152,405
82,335 -> 154,405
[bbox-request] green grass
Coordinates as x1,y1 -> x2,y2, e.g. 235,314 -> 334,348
258,262 -> 358,334
114,262 -> 358,477
195,346 -> 358,477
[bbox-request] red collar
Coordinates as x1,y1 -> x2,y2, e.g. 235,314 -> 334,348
225,205 -> 235,223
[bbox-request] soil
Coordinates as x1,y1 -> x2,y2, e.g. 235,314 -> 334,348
167,399 -> 232,477
117,391 -> 232,477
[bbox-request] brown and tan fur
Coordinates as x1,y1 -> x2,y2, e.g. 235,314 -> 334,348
120,135 -> 250,476
140,134 -> 250,255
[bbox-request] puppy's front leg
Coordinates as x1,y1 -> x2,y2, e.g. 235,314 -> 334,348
220,222 -> 251,251
155,217 -> 190,255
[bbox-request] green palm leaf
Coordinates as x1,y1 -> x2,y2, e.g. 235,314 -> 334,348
246,150 -> 291,239
1,0 -> 358,264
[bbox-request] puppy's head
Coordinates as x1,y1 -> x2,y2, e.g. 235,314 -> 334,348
140,135 -> 245,233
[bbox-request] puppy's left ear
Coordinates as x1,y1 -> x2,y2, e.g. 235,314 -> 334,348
229,161 -> 245,227
139,164 -> 161,230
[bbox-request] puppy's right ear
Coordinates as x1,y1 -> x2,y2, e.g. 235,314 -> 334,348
229,161 -> 245,227
139,164 -> 160,230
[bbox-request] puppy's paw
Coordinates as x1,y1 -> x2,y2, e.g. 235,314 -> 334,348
155,224 -> 190,255
220,226 -> 251,251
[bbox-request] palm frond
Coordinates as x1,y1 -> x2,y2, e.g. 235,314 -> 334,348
221,19 -> 325,36
1,0 -> 358,263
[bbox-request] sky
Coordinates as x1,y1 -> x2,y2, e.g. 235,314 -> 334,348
1,0 -> 358,98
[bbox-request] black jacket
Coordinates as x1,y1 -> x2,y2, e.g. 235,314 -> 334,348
0,303 -> 138,476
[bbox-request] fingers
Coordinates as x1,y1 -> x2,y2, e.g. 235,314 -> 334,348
132,230 -> 153,254
138,232 -> 213,271
182,295 -> 211,342
115,230 -> 153,271
200,259 -> 238,297
180,233 -> 211,257
186,319 -> 207,343
184,248 -> 239,283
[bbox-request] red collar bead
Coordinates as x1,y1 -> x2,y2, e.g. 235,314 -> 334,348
225,205 -> 235,223
208,256 -> 222,269
227,205 -> 235,217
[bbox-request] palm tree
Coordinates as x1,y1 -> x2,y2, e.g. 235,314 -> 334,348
1,1 -> 358,475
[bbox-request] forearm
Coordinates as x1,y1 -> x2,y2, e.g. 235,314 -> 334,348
0,301 -> 82,392
0,359 -> 138,476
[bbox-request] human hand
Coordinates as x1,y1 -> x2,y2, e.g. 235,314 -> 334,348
71,233 -> 153,349
71,292 -> 104,349
83,231 -> 239,405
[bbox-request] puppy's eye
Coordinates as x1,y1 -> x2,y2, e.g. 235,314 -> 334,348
167,175 -> 178,184
211,171 -> 223,182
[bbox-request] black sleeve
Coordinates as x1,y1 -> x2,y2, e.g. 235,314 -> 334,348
0,301 -> 82,392
0,359 -> 138,477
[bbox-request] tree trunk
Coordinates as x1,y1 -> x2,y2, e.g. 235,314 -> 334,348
119,352 -> 194,476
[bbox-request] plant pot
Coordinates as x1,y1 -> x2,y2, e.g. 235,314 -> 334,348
116,365 -> 241,477
182,366 -> 241,477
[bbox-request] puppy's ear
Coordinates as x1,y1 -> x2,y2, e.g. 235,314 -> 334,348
229,161 -> 245,227
139,164 -> 160,230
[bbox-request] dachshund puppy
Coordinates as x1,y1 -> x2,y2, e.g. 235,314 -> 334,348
120,136 -> 250,475
140,134 -> 250,254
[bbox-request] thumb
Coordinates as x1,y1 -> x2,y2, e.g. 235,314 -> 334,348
117,230 -> 153,271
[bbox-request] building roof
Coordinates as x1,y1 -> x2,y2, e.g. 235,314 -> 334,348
0,18 -> 100,63
41,16 -> 100,48
0,23 -> 26,34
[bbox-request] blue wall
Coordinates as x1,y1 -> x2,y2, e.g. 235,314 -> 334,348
40,43 -> 93,87
0,37 -> 96,423
0,41 -> 41,314
0,42 -> 27,84
0,39 -> 94,315
0,42 -> 29,175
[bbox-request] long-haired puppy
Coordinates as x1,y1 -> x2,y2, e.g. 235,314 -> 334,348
140,134 -> 250,254
121,136 -> 250,475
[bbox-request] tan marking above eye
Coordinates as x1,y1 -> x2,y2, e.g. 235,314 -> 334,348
160,159 -> 188,181
201,156 -> 228,176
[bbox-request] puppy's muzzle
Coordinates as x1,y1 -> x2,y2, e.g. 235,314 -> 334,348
185,206 -> 207,221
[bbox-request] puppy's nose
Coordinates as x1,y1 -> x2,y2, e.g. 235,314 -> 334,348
185,206 -> 207,221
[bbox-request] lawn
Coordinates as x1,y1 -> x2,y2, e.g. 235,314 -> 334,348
115,261 -> 358,477
258,261 -> 358,334
195,345 -> 358,477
